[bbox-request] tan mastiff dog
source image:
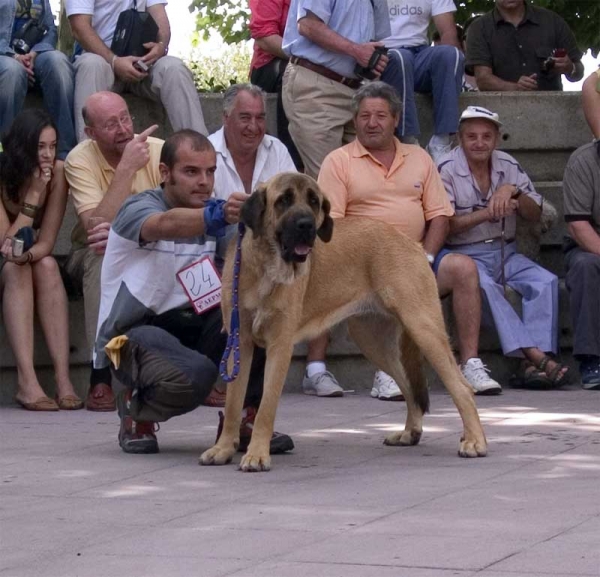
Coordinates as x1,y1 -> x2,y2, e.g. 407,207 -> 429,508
200,172 -> 487,472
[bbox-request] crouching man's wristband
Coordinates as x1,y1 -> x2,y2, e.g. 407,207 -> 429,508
203,199 -> 228,237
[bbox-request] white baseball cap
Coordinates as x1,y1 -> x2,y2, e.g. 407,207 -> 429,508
459,106 -> 502,127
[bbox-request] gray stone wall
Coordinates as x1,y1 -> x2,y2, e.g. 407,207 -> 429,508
0,91 -> 591,400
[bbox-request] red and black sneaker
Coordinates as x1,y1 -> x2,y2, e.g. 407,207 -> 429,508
117,390 -> 159,454
216,406 -> 294,454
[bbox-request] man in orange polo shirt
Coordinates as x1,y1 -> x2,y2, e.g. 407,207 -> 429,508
318,81 -> 501,397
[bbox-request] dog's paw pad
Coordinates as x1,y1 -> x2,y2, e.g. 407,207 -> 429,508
239,453 -> 271,472
199,445 -> 235,466
384,429 -> 422,446
458,438 -> 487,458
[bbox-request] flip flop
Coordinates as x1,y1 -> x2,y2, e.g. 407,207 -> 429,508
16,396 -> 59,411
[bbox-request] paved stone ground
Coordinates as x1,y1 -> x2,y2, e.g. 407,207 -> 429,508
1,387 -> 599,577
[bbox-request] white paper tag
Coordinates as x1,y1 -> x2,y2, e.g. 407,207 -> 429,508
176,257 -> 222,314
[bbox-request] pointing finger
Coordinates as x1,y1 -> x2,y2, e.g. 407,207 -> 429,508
137,124 -> 159,141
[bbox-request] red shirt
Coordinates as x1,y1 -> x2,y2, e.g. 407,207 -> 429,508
249,0 -> 290,71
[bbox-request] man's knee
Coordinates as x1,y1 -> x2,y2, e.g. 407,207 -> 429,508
430,44 -> 464,68
74,53 -> 112,82
151,55 -> 194,83
35,50 -> 74,80
0,55 -> 28,90
438,253 -> 479,289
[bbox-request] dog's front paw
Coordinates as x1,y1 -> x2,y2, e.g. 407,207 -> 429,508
384,429 -> 422,446
239,450 -> 271,472
458,436 -> 487,458
199,443 -> 236,466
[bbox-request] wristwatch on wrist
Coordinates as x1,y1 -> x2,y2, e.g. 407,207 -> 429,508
426,253 -> 435,266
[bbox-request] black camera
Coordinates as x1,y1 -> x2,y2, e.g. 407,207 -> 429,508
11,20 -> 49,55
354,46 -> 388,81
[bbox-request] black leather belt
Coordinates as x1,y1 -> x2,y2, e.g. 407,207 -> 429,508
290,56 -> 362,89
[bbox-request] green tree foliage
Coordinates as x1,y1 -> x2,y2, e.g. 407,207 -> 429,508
189,0 -> 250,44
187,41 -> 252,92
189,0 -> 599,55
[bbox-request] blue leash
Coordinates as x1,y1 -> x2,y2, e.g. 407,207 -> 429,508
219,223 -> 246,382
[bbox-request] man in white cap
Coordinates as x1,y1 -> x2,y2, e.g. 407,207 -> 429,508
437,106 -> 569,389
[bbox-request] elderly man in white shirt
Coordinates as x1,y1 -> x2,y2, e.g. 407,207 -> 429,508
209,84 -> 296,200
209,83 -> 344,398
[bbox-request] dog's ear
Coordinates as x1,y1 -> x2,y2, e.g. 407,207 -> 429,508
241,185 -> 267,236
317,197 -> 334,243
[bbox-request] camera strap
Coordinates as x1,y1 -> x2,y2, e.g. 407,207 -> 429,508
16,0 -> 44,20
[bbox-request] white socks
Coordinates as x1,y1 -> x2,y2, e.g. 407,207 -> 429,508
306,361 -> 326,377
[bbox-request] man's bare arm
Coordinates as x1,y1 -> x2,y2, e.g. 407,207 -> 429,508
432,12 -> 462,50
475,65 -> 537,91
256,35 -> 288,60
141,208 -> 205,242
69,14 -> 113,63
423,216 -> 450,255
448,209 -> 491,235
568,221 -> 600,256
516,194 -> 542,222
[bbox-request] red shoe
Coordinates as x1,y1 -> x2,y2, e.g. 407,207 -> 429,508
201,387 -> 227,407
117,390 -> 159,454
216,407 -> 294,454
85,383 -> 116,412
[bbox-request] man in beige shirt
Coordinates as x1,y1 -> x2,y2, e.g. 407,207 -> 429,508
64,91 -> 162,411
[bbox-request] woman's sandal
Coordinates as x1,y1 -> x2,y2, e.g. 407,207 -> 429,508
55,394 -> 84,410
523,356 -> 570,390
16,396 -> 59,411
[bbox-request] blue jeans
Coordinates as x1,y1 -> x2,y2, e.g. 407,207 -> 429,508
381,45 -> 464,138
0,51 -> 76,160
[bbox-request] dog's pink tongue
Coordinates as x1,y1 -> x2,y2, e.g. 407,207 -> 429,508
294,245 -> 312,256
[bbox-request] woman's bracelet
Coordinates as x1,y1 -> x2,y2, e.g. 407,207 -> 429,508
21,202 -> 39,218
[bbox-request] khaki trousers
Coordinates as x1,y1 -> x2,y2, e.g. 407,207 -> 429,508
73,53 -> 208,141
282,63 -> 356,179
64,247 -> 103,358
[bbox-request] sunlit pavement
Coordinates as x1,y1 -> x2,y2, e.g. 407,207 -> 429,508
1,387 -> 599,577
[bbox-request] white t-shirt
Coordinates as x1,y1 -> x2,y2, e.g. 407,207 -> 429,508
384,0 -> 456,48
65,0 -> 166,48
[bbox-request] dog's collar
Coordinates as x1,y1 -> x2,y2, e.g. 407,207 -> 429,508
219,223 -> 246,382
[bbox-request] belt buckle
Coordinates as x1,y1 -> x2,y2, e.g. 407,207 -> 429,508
483,239 -> 494,244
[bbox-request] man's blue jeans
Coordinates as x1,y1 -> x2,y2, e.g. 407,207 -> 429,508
381,44 -> 464,138
0,51 -> 76,160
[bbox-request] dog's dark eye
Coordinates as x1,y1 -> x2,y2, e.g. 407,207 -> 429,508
276,188 -> 295,210
307,191 -> 320,208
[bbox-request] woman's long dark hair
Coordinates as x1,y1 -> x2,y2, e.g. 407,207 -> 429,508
0,109 -> 58,204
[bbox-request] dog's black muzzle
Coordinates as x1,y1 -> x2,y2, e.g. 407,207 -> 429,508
277,213 -> 317,263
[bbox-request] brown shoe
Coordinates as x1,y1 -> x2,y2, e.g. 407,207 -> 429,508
86,383 -> 116,412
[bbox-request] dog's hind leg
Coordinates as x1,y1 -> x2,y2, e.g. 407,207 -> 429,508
199,329 -> 254,467
239,337 -> 296,473
392,308 -> 487,458
347,316 -> 426,447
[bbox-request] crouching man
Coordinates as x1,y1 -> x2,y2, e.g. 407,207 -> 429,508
94,130 -> 294,455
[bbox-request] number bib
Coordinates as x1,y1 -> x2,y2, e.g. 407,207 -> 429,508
176,257 -> 222,314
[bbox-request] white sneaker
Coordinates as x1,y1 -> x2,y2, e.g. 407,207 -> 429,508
426,141 -> 453,165
461,358 -> 502,395
371,370 -> 404,401
302,371 -> 344,397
